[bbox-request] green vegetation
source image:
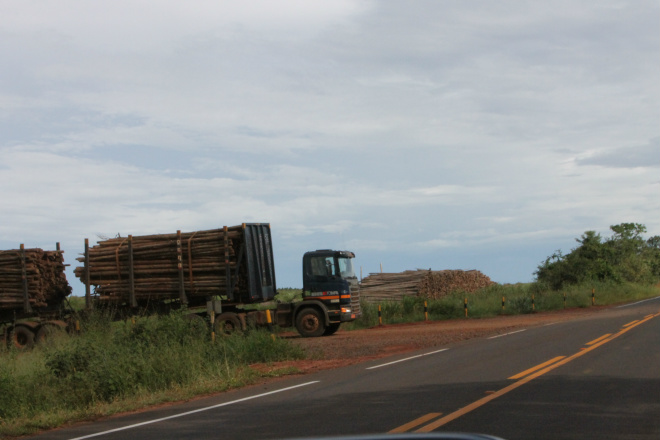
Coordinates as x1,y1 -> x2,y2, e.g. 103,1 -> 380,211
348,281 -> 659,329
65,295 -> 86,311
275,288 -> 303,303
536,223 -> 660,289
0,312 -> 304,437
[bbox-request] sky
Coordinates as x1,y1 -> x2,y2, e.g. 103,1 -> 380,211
1,0 -> 659,295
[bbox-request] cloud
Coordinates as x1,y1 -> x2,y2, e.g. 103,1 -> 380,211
1,1 -> 372,51
577,138 -> 660,168
420,227 -> 574,249
1,1 -> 658,290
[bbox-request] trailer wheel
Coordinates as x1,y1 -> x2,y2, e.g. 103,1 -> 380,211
10,326 -> 35,350
215,312 -> 242,335
295,308 -> 325,338
35,322 -> 66,344
322,322 -> 341,336
183,314 -> 208,335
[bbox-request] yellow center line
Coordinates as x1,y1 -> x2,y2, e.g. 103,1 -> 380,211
389,413 -> 443,433
586,333 -> 612,346
413,311 -> 659,433
623,320 -> 639,327
508,356 -> 566,380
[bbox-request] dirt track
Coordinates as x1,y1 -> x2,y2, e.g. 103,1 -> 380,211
258,307 -> 610,375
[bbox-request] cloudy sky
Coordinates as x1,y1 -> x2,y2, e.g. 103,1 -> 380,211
1,0 -> 658,295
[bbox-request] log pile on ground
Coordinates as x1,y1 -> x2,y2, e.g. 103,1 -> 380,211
359,270 -> 428,302
360,269 -> 494,303
0,248 -> 71,309
74,227 -> 243,303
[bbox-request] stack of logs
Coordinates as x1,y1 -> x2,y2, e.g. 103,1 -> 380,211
74,227 -> 243,302
0,247 -> 71,309
360,269 -> 494,303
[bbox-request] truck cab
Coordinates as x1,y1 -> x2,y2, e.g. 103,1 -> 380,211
292,250 -> 360,337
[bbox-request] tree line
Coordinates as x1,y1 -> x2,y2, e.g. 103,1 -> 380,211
535,223 -> 660,290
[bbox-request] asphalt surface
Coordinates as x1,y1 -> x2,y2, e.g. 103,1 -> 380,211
32,297 -> 660,440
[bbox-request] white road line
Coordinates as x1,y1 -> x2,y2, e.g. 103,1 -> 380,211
616,296 -> 660,308
68,381 -> 320,440
487,329 -> 527,339
366,349 -> 448,370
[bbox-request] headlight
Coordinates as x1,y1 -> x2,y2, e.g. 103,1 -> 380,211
341,307 -> 352,313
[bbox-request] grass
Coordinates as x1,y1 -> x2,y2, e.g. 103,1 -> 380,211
275,288 -> 303,303
0,311 -> 304,437
348,281 -> 660,328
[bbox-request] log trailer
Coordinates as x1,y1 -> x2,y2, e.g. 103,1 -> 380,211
1,223 -> 361,348
0,245 -> 73,349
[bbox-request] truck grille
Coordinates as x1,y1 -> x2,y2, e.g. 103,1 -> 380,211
349,278 -> 361,317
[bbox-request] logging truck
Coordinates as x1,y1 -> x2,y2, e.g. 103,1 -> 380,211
1,223 -> 361,348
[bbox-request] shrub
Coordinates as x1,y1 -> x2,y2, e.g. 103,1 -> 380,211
0,310 -> 305,436
536,223 -> 660,289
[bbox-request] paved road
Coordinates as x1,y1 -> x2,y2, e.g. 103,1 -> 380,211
33,297 -> 660,440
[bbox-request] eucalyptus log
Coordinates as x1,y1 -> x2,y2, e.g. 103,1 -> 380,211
75,226 -> 249,303
360,269 -> 495,303
0,247 -> 71,310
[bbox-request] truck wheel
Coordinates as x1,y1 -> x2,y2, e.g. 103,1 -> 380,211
295,308 -> 325,338
215,312 -> 243,335
322,323 -> 341,336
10,326 -> 35,350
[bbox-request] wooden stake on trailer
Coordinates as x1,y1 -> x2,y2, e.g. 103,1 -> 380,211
85,238 -> 91,309
128,235 -> 137,308
187,231 -> 198,294
20,244 -> 32,313
176,230 -> 187,305
224,226 -> 230,301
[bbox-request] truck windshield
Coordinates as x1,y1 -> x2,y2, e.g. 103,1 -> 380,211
338,257 -> 356,279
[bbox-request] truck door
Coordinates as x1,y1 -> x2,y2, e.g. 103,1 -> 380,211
306,254 -> 338,293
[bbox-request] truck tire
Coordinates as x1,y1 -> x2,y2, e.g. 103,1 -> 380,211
215,312 -> 243,335
322,322 -> 341,336
10,326 -> 35,350
295,308 -> 325,338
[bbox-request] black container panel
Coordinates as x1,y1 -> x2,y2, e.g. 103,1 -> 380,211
242,223 -> 277,303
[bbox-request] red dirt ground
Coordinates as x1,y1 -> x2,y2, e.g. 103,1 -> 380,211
250,307 -> 608,375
